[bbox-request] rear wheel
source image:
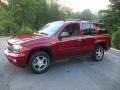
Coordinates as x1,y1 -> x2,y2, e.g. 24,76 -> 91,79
29,51 -> 51,74
91,45 -> 104,61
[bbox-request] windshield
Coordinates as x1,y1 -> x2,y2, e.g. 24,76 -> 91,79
38,21 -> 64,35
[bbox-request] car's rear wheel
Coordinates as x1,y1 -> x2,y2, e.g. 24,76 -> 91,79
91,45 -> 104,61
29,51 -> 51,74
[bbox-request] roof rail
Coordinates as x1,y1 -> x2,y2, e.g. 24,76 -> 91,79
64,19 -> 81,21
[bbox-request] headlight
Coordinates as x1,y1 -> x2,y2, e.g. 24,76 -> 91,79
11,45 -> 22,54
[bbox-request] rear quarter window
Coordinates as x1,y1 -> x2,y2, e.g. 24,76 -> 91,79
95,24 -> 108,34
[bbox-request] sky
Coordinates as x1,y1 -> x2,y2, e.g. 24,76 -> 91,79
58,0 -> 110,13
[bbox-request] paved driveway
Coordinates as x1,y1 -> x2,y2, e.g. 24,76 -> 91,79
0,38 -> 120,90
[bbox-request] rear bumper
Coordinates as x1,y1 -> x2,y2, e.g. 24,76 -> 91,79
4,50 -> 28,67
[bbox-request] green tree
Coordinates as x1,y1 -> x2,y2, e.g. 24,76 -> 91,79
99,0 -> 120,34
60,6 -> 74,19
80,9 -> 97,20
99,0 -> 120,49
73,9 -> 98,20
0,9 -> 16,36
112,29 -> 120,50
0,0 -> 73,35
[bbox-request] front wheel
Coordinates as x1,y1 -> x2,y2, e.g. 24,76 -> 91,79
29,51 -> 51,74
91,46 -> 104,61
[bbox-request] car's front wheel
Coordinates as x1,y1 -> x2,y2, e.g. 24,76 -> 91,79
29,51 -> 51,74
91,45 -> 104,61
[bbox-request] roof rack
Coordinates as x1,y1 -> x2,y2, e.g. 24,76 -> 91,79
64,19 -> 81,21
90,20 -> 104,24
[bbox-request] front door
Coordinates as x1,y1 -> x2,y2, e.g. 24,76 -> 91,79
54,23 -> 81,59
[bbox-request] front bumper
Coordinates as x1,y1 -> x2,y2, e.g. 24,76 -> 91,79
4,49 -> 28,67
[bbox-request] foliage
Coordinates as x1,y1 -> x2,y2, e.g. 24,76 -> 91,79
112,29 -> 120,50
0,0 -> 73,35
99,0 -> 120,49
99,0 -> 120,34
60,6 -> 74,19
73,9 -> 98,20
0,9 -> 16,36
0,0 -> 98,36
19,24 -> 33,35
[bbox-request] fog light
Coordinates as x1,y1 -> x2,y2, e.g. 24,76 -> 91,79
13,59 -> 16,63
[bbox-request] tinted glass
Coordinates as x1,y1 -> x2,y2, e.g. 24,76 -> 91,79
82,23 -> 95,35
95,24 -> 108,34
62,23 -> 80,37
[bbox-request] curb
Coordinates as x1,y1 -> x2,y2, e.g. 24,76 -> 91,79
0,36 -> 6,38
0,36 -> 10,38
111,48 -> 120,52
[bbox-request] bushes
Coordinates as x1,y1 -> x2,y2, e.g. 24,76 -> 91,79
19,25 -> 33,35
112,29 -> 120,50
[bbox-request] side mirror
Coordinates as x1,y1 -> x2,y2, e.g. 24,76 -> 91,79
60,32 -> 69,38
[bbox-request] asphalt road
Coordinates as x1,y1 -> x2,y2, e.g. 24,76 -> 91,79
0,38 -> 120,90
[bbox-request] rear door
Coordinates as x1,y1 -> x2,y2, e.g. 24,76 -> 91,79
80,22 -> 96,54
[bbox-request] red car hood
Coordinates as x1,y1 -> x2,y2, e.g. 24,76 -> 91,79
8,34 -> 49,45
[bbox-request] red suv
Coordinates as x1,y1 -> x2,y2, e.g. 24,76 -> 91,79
4,20 -> 111,74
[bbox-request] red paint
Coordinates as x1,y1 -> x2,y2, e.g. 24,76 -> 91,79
4,21 -> 111,67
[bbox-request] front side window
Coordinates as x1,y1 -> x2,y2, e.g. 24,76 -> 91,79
61,23 -> 80,38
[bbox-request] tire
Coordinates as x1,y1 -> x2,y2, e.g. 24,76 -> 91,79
91,45 -> 104,61
29,51 -> 51,74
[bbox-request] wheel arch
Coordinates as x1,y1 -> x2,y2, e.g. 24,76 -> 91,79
95,42 -> 107,50
27,47 -> 53,64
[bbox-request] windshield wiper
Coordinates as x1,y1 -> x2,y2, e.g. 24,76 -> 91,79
39,32 -> 48,35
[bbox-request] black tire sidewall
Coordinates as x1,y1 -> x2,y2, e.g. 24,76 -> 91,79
92,46 -> 104,61
29,51 -> 50,74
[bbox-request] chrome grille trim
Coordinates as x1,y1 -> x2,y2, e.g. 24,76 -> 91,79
7,42 -> 12,52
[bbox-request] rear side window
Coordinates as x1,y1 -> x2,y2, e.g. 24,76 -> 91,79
81,23 -> 96,35
95,24 -> 108,34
